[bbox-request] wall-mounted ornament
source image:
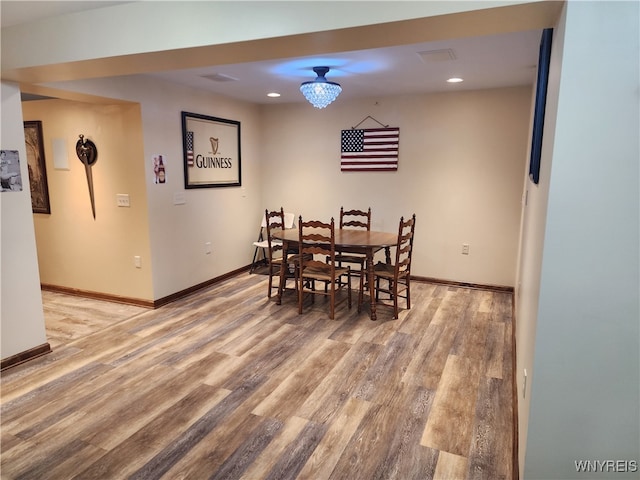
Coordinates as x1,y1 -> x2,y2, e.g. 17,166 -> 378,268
76,134 -> 98,219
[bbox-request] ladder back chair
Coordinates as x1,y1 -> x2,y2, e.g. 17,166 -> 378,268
298,217 -> 352,319
333,207 -> 372,282
251,211 -> 295,274
264,208 -> 301,297
359,214 -> 416,319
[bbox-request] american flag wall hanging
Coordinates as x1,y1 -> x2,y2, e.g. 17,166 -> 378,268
340,127 -> 400,172
186,131 -> 194,166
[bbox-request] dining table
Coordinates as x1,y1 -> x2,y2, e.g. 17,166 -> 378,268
272,228 -> 398,320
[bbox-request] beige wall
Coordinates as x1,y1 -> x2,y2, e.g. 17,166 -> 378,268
22,80 -> 528,304
261,87 -> 531,287
22,99 -> 153,301
40,75 -> 265,300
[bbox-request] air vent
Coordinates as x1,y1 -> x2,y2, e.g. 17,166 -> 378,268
417,49 -> 456,63
201,73 -> 239,82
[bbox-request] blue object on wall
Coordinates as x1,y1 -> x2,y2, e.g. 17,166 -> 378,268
529,28 -> 553,185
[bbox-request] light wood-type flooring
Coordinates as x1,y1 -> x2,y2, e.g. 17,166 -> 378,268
1,272 -> 514,479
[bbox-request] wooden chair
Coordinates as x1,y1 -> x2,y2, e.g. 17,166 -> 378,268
298,217 -> 351,319
251,211 -> 295,274
360,214 -> 416,319
332,207 -> 371,285
263,208 -> 301,297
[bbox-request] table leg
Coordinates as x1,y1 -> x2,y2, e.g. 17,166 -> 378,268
367,248 -> 377,320
276,239 -> 288,305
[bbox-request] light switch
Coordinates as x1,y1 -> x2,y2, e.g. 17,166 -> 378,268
116,194 -> 130,207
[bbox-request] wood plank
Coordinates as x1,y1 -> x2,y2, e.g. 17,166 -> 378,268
467,376 -> 512,480
484,321 -> 505,379
296,396 -> 371,479
74,384 -> 231,479
434,451 -> 469,480
296,341 -> 382,423
239,416 -> 310,480
421,354 -> 482,457
366,384 -> 439,480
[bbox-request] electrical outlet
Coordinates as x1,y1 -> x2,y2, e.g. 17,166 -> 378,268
116,194 -> 130,207
205,242 -> 212,255
134,256 -> 142,268
462,243 -> 470,255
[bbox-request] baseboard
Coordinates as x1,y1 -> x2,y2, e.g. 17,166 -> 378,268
41,265 -> 253,309
411,276 -> 514,293
1,343 -> 51,371
41,284 -> 154,308
511,298 -> 520,480
153,265 -> 251,307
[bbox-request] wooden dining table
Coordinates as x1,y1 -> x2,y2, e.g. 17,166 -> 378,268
272,228 -> 398,320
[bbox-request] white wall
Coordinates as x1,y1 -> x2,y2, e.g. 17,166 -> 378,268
523,2 -> 640,478
514,16 -> 564,474
1,82 -> 48,359
1,1 -> 525,75
261,88 -> 530,287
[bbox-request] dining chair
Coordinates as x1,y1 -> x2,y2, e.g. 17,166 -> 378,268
250,210 -> 296,274
298,217 -> 352,319
332,207 -> 371,283
263,208 -> 301,297
359,214 -> 416,319
336,207 -> 371,272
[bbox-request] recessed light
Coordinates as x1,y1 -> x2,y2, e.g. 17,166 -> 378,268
447,77 -> 464,83
267,92 -> 281,98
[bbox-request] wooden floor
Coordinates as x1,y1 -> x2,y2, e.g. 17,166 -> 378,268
1,272 -> 514,480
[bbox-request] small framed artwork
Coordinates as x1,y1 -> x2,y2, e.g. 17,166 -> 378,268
181,111 -> 241,188
23,120 -> 51,213
1,150 -> 23,192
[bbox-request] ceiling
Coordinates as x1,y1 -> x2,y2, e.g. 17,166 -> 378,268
2,1 -> 543,105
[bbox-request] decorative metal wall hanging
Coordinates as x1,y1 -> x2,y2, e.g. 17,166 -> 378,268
76,134 -> 98,218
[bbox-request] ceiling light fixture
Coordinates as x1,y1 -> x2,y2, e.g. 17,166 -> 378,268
447,77 -> 464,83
300,66 -> 342,109
267,92 -> 281,98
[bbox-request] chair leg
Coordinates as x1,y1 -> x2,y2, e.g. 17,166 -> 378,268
406,277 -> 411,310
298,274 -> 304,314
329,281 -> 335,320
357,269 -> 364,313
392,279 -> 399,319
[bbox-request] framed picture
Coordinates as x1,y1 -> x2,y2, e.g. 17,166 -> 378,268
181,111 -> 241,188
23,120 -> 51,214
529,28 -> 553,185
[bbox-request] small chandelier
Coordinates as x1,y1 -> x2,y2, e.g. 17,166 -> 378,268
300,66 -> 342,109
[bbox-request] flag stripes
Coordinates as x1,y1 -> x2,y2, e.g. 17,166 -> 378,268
186,131 -> 194,166
341,127 -> 399,171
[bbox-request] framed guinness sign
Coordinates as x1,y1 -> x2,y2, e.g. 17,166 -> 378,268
181,111 -> 241,188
